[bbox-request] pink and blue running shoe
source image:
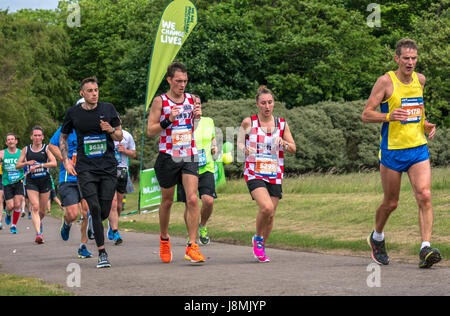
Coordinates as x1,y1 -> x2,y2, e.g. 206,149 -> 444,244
252,235 -> 270,263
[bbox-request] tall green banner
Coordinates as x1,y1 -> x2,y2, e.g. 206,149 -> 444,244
138,0 -> 198,211
145,0 -> 198,111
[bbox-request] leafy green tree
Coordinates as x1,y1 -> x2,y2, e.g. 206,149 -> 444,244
0,12 -> 60,145
411,4 -> 450,127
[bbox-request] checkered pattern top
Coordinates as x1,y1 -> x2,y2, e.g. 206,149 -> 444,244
244,115 -> 286,184
158,93 -> 197,157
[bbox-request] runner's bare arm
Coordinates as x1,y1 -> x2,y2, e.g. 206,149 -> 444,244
110,125 -> 123,142
117,142 -> 136,159
237,117 -> 252,155
147,97 -> 181,137
60,133 -> 76,176
362,75 -> 408,123
100,120 -> 123,141
415,72 -> 436,139
281,122 -> 296,154
15,147 -> 34,170
44,146 -> 57,168
147,97 -> 164,137
48,144 -> 63,162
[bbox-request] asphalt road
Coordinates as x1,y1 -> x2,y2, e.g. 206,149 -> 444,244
0,216 -> 448,296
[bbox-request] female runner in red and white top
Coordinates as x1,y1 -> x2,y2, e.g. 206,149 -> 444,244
238,86 -> 296,262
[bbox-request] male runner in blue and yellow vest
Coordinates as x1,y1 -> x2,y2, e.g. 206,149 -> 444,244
362,38 -> 441,269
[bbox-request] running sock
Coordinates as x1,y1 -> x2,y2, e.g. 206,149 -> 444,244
99,248 -> 107,255
12,209 -> 21,226
421,241 -> 431,250
373,230 -> 384,242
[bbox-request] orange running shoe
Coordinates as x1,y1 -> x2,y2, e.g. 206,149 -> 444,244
159,235 -> 172,263
185,243 -> 205,263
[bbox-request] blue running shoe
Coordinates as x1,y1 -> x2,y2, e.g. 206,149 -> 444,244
78,245 -> 93,259
107,222 -> 114,240
10,225 -> 18,234
5,212 -> 11,226
60,219 -> 71,241
113,231 -> 123,245
27,212 -> 31,220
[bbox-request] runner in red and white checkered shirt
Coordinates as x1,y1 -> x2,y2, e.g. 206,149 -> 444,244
147,62 -> 205,264
238,86 -> 296,263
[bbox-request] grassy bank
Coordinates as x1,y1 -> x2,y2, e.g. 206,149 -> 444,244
119,167 -> 449,265
0,274 -> 73,296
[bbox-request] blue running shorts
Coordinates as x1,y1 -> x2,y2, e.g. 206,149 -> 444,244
379,144 -> 429,172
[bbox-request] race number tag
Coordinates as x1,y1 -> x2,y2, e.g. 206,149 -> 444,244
7,170 -> 20,183
198,149 -> 207,167
114,147 -> 122,163
83,135 -> 107,158
401,97 -> 424,124
255,153 -> 278,179
172,124 -> 192,149
30,163 -> 47,178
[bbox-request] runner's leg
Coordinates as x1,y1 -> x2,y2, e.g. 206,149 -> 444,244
262,196 -> 279,242
251,187 -> 275,238
159,186 -> 175,239
182,173 -> 200,243
27,190 -> 41,234
407,159 -> 433,243
375,164 -> 402,234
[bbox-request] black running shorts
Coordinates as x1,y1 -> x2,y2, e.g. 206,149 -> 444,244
154,152 -> 199,189
3,180 -> 24,200
246,179 -> 282,199
177,171 -> 217,202
25,175 -> 52,194
77,170 -> 117,200
59,182 -> 82,207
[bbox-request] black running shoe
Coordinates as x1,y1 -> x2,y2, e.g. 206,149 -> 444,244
97,252 -> 111,269
367,231 -> 390,265
419,247 -> 441,269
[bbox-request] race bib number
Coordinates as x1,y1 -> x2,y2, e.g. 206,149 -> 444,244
198,149 -> 207,167
255,153 -> 278,178
401,97 -> 424,124
114,147 -> 122,163
30,163 -> 47,179
172,124 -> 192,149
7,170 -> 20,183
83,135 -> 107,158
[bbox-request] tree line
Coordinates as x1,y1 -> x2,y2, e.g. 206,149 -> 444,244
0,0 -> 448,178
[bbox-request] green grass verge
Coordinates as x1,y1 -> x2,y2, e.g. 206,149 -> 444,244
118,167 -> 449,264
0,274 -> 73,296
